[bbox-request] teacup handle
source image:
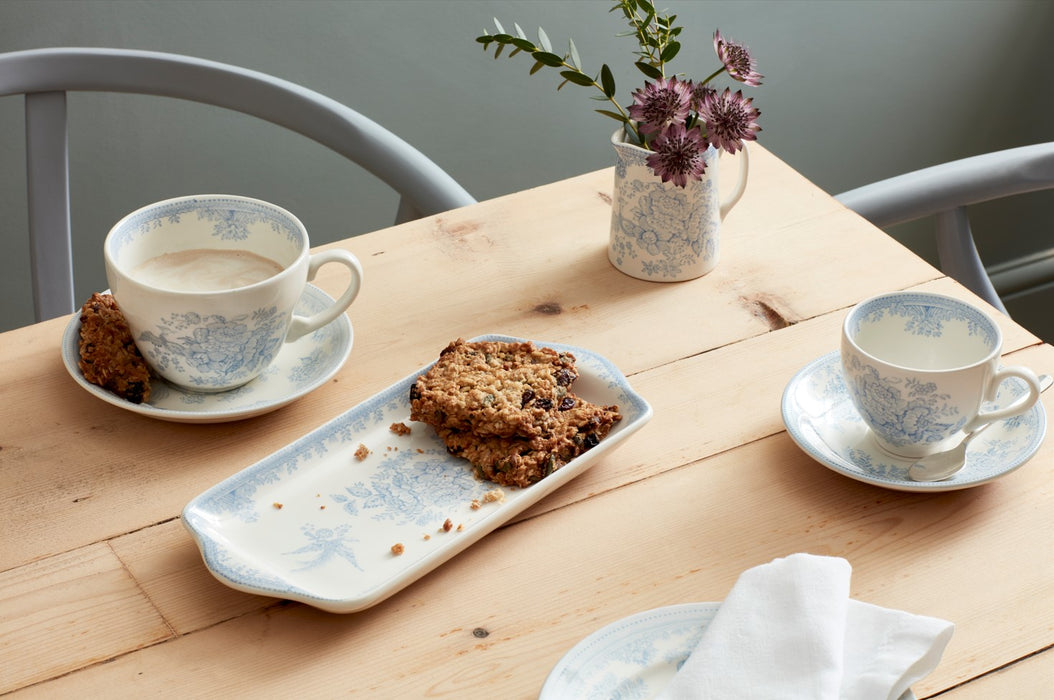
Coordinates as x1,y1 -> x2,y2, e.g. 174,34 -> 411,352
719,141 -> 750,219
285,249 -> 363,342
964,366 -> 1042,433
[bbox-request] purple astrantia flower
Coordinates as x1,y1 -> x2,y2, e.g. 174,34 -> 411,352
628,77 -> 693,136
689,82 -> 717,113
698,88 -> 761,154
713,30 -> 763,87
645,123 -> 708,187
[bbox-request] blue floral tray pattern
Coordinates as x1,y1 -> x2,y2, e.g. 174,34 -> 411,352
182,335 -> 652,612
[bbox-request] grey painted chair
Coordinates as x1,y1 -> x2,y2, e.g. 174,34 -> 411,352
0,47 -> 476,322
836,142 -> 1054,316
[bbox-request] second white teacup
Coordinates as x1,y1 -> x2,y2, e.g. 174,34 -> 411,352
841,291 -> 1041,459
105,194 -> 362,392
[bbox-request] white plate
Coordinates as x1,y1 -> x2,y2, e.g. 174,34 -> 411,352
782,351 -> 1046,491
182,335 -> 653,613
541,603 -> 720,699
61,285 -> 352,423
541,602 -> 915,700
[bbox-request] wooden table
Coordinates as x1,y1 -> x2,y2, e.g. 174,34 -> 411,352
3,145 -> 1051,697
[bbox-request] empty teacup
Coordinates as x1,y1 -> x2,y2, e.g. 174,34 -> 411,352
841,291 -> 1041,459
105,194 -> 363,392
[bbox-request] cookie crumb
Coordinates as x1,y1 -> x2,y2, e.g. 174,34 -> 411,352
389,422 -> 412,436
390,543 -> 405,556
273,502 -> 283,510
354,443 -> 370,461
481,489 -> 505,504
441,518 -> 453,532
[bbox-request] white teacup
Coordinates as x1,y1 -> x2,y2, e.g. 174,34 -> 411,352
104,194 -> 362,392
841,291 -> 1041,459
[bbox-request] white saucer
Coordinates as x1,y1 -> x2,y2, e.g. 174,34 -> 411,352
782,351 -> 1046,491
61,284 -> 353,423
541,602 -> 915,700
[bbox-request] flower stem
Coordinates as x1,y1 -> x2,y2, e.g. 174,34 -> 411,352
699,67 -> 727,85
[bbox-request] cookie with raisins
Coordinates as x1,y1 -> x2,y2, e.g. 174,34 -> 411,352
434,399 -> 621,487
409,338 -> 579,439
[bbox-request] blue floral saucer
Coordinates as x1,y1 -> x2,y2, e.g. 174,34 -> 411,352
61,285 -> 352,423
782,351 -> 1046,492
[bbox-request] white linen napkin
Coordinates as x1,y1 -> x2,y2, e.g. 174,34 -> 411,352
657,553 -> 954,700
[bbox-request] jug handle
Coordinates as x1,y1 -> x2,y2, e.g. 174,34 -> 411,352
719,142 -> 750,219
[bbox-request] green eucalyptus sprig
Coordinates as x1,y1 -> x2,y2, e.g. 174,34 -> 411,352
475,0 -> 682,144
475,0 -> 763,188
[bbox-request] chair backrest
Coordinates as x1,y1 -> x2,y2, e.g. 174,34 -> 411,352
836,142 -> 1054,315
0,47 -> 476,322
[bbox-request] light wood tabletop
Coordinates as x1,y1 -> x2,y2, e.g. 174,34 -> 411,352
2,145 -> 1051,697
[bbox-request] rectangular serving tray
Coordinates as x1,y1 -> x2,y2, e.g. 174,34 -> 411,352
182,335 -> 652,613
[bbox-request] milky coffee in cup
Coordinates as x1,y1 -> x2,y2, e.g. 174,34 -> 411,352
105,195 -> 363,392
131,249 -> 284,292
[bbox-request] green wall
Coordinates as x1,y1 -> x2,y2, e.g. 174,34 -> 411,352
2,0 -> 1052,334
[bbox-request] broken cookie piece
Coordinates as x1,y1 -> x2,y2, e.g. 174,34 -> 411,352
409,338 -> 579,440
77,293 -> 152,403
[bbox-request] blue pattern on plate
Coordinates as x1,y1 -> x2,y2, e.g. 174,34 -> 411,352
540,603 -> 718,699
782,351 -> 1046,491
182,335 -> 653,611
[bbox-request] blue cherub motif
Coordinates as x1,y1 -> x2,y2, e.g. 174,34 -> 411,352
285,523 -> 361,572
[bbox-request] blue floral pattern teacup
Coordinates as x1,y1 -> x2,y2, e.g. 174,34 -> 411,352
841,292 -> 1041,459
105,195 -> 362,392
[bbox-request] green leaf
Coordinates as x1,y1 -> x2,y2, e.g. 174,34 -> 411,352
635,61 -> 663,80
537,26 -> 552,52
559,70 -> 595,87
510,37 -> 536,52
532,50 -> 565,67
595,109 -> 629,124
600,64 -> 616,98
568,38 -> 582,70
557,78 -> 569,91
660,41 -> 680,63
529,60 -> 545,75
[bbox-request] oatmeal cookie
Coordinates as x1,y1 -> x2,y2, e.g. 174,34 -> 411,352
77,293 -> 152,403
435,399 -> 621,487
409,338 -> 579,439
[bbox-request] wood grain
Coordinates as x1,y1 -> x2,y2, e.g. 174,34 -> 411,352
2,145 -> 1050,697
